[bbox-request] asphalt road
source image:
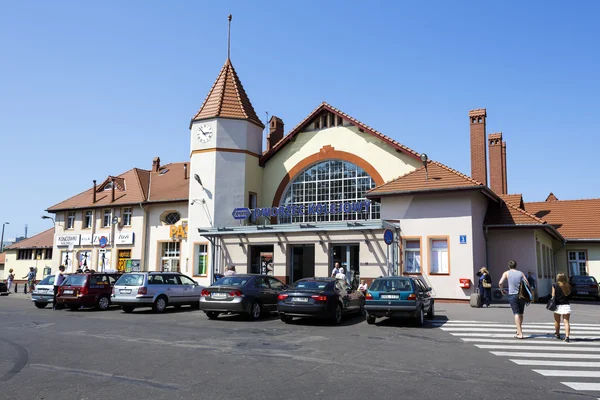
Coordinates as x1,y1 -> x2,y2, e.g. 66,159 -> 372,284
1,295 -> 599,400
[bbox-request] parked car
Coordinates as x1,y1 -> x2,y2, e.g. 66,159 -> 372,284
569,275 -> 600,300
200,274 -> 287,320
31,275 -> 55,308
0,281 -> 8,296
276,277 -> 365,325
57,273 -> 122,311
364,276 -> 434,326
112,272 -> 203,313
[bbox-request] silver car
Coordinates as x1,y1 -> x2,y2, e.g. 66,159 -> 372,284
111,272 -> 204,313
31,275 -> 55,308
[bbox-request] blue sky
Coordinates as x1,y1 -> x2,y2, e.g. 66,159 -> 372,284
1,0 -> 599,240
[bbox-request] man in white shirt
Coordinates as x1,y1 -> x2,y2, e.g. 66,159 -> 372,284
53,265 -> 66,310
224,265 -> 236,277
331,262 -> 341,278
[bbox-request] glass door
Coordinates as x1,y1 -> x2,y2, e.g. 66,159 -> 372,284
331,244 -> 360,288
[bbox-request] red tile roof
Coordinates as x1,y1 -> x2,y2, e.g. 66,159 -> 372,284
485,200 -> 547,226
190,59 -> 264,129
499,194 -> 524,209
260,102 -> 422,166
0,252 -> 5,264
545,192 -> 559,202
525,198 -> 600,240
148,163 -> 189,202
5,228 -> 54,250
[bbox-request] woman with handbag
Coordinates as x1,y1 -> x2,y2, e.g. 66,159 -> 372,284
552,273 -> 572,342
477,267 -> 492,308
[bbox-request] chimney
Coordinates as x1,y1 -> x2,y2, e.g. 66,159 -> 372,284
501,141 -> 507,194
488,133 -> 505,194
469,109 -> 487,185
184,163 -> 188,180
93,180 -> 97,203
111,177 -> 116,202
267,116 -> 284,151
152,157 -> 161,172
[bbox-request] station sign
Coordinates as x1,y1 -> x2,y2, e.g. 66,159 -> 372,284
232,200 -> 372,221
56,235 -> 80,246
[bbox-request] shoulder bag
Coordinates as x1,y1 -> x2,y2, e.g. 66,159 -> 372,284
547,284 -> 558,311
482,275 -> 492,289
518,278 -> 532,303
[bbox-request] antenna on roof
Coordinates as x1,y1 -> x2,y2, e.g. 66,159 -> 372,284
227,14 -> 232,59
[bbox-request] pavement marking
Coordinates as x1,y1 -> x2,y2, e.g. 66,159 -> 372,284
433,323 -> 600,330
476,344 -> 600,352
433,321 -> 600,328
463,338 -> 600,345
491,352 -> 599,359
533,370 -> 600,378
512,360 -> 600,368
450,333 -> 598,339
441,327 -> 600,334
562,382 -> 600,391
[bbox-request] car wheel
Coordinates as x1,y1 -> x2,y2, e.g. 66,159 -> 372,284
366,314 -> 376,325
359,299 -> 366,316
415,307 -> 424,327
153,296 -> 168,313
69,305 -> 79,311
34,302 -> 47,309
206,311 -> 220,320
332,304 -> 342,325
96,295 -> 110,311
280,315 -> 293,324
250,301 -> 262,320
121,306 -> 134,313
427,302 -> 435,319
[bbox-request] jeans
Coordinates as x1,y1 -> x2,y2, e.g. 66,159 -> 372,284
508,294 -> 525,315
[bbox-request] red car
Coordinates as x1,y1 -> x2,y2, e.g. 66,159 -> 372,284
57,273 -> 122,311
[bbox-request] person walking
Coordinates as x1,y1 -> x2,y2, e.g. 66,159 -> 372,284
224,265 -> 236,277
553,273 -> 572,342
6,268 -> 14,292
53,265 -> 66,310
335,268 -> 347,282
477,267 -> 492,308
526,270 -> 537,303
23,267 -> 36,294
331,262 -> 341,278
498,260 -> 530,339
358,279 -> 368,295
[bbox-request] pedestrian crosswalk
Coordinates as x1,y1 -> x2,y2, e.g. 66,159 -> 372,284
431,319 -> 600,396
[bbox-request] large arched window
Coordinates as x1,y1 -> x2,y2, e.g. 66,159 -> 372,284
279,160 -> 380,223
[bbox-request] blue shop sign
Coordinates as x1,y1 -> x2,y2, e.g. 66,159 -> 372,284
231,200 -> 372,221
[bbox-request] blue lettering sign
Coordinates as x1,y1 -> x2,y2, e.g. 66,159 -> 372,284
232,208 -> 252,220
242,200 -> 373,221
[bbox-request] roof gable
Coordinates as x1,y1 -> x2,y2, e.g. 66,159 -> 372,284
190,58 -> 264,129
260,102 -> 421,166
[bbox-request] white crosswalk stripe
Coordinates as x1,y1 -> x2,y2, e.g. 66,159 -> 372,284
436,319 -> 600,395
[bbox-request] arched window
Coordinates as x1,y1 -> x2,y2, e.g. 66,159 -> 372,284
279,160 -> 380,223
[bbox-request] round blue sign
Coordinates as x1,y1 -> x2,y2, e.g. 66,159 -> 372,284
99,236 -> 108,248
383,229 -> 394,245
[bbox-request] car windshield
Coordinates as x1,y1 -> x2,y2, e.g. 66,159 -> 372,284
293,281 -> 330,290
63,275 -> 88,286
213,277 -> 250,287
38,275 -> 55,285
370,279 -> 412,292
116,274 -> 144,286
574,276 -> 597,284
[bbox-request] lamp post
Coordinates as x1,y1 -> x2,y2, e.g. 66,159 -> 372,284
0,222 -> 9,253
41,215 -> 55,225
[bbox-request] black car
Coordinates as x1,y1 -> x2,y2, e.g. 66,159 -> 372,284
277,277 -> 365,325
199,274 -> 287,320
569,275 -> 600,300
0,281 -> 8,296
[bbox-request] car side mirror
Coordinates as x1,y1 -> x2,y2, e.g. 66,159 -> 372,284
427,287 -> 432,292
283,285 -> 289,290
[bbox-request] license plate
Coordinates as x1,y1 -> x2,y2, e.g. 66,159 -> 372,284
292,297 -> 309,302
381,294 -> 399,299
64,290 -> 74,295
38,289 -> 48,293
579,291 -> 589,295
212,293 -> 227,298
120,289 -> 132,294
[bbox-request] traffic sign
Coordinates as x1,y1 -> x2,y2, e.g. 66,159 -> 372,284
460,235 -> 467,244
99,236 -> 108,248
383,229 -> 394,245
232,208 -> 251,220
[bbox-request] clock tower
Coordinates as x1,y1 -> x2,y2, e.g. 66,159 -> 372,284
187,58 -> 265,283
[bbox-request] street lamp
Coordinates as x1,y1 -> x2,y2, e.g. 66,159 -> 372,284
1,222 -> 9,253
41,215 -> 55,225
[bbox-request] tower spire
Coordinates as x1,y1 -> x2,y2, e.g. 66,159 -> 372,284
227,14 -> 232,59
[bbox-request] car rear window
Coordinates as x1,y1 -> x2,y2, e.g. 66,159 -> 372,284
370,279 -> 412,292
116,274 -> 144,286
64,275 -> 88,286
38,275 -> 55,285
293,281 -> 330,290
213,277 -> 250,287
574,276 -> 597,284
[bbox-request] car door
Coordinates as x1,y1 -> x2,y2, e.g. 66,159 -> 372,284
253,277 -> 273,309
266,277 -> 286,309
342,281 -> 361,310
165,274 -> 184,304
335,281 -> 353,311
179,274 -> 201,303
413,279 -> 431,310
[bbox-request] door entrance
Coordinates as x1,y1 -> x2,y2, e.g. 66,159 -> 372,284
290,245 -> 315,283
249,245 -> 274,275
331,244 -> 360,288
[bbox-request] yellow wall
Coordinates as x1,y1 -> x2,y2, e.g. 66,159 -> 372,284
555,243 -> 600,280
3,249 -> 52,283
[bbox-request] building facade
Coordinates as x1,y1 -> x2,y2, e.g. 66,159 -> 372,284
3,228 -> 54,285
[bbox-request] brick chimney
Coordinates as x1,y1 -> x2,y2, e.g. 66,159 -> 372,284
469,109 -> 487,185
267,116 -> 284,151
93,180 -> 97,203
152,157 -> 160,172
501,141 -> 507,194
488,133 -> 505,194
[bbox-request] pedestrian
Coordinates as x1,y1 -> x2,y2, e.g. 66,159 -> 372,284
224,265 -> 236,276
477,267 -> 493,308
335,267 -> 347,282
76,268 -> 83,274
358,279 -> 368,295
53,265 -> 66,310
331,262 -> 341,278
526,270 -> 537,303
498,260 -> 530,339
23,267 -> 36,294
552,273 -> 572,343
6,268 -> 14,292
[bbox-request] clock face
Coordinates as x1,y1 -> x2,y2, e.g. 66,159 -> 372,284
196,124 -> 213,143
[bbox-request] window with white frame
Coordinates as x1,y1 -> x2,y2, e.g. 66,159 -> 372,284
195,244 -> 208,276
403,240 -> 421,273
66,211 -> 75,230
162,242 -> 180,258
568,251 -> 587,276
103,209 -> 111,227
84,210 -> 93,229
430,239 -> 449,274
123,207 -> 132,226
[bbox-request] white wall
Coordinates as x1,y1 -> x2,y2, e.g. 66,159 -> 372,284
487,229 -> 536,286
471,195 -> 488,277
146,202 -> 189,274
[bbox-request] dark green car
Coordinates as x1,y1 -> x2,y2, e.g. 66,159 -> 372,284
364,277 -> 434,326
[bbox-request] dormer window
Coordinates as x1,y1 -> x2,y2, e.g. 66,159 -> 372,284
104,181 -> 113,190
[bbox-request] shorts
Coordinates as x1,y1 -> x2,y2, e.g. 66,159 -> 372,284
508,294 -> 525,315
554,304 -> 572,315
